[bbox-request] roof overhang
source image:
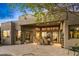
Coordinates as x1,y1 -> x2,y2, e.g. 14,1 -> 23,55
20,20 -> 63,27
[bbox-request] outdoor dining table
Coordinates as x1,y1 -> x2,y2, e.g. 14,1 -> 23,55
67,46 -> 79,56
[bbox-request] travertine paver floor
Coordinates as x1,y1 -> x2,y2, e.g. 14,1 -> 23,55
0,44 -> 77,56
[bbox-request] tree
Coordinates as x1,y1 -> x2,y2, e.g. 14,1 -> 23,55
9,3 -> 79,22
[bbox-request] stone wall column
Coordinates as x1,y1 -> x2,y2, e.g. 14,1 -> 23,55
63,20 -> 68,48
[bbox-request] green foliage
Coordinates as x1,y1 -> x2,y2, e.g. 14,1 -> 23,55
9,3 -> 76,23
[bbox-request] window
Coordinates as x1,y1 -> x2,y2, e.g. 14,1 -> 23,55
52,27 -> 59,30
42,28 -> 46,31
3,30 -> 10,38
47,27 -> 51,30
69,25 -> 79,39
35,28 -> 40,31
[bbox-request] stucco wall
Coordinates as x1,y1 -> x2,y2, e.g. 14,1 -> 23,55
1,22 -> 16,45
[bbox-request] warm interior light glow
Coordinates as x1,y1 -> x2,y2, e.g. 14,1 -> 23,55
17,31 -> 21,38
35,32 -> 40,44
3,30 -> 10,38
42,32 -> 47,38
76,27 -> 79,30
36,32 -> 40,39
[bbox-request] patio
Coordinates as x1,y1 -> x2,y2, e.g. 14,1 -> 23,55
0,44 -> 77,56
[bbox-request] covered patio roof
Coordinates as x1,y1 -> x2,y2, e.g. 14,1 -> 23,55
18,15 -> 63,26
20,20 -> 61,28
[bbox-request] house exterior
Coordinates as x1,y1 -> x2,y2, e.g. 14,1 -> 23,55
1,12 -> 79,48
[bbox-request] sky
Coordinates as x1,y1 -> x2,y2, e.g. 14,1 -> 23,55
0,3 -> 33,23
0,3 -> 79,24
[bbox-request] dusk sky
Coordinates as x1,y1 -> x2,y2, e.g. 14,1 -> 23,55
0,3 -> 33,23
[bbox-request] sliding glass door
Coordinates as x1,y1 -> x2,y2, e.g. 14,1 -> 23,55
35,26 -> 60,45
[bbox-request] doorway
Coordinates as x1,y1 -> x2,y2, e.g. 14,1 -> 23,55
35,26 -> 61,45
41,31 -> 52,45
22,31 -> 33,44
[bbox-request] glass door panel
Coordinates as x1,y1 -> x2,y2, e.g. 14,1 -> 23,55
35,32 -> 40,44
52,31 -> 59,43
41,32 -> 52,45
42,32 -> 47,38
41,32 -> 48,45
24,32 -> 31,43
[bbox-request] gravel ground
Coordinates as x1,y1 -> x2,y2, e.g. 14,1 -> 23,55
0,44 -> 77,56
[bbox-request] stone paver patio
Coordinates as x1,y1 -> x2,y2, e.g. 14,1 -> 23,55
0,44 -> 77,56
